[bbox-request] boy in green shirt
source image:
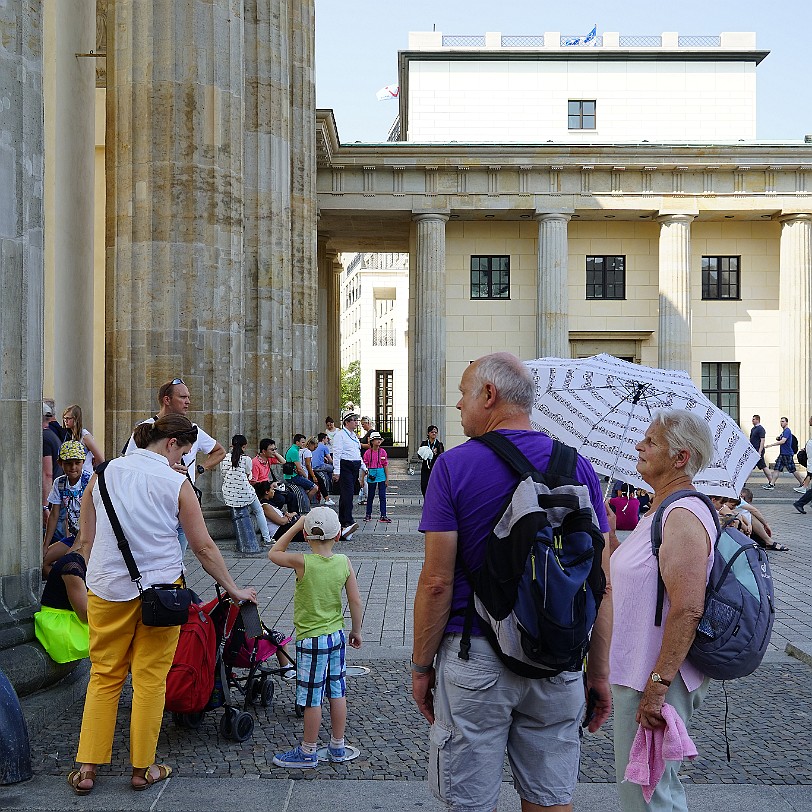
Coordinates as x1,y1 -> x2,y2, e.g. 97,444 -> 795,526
269,507 -> 362,768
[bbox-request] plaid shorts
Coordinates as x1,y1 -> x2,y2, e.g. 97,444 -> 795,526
774,455 -> 796,473
295,630 -> 346,707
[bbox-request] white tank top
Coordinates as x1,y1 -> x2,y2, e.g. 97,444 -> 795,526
87,449 -> 187,601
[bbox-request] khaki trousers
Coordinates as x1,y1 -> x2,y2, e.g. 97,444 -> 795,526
76,593 -> 180,768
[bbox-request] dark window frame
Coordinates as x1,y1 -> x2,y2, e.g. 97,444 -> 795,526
586,255 -> 626,300
568,99 -> 596,130
702,256 -> 741,300
470,255 -> 511,300
702,362 -> 740,423
375,370 -> 394,434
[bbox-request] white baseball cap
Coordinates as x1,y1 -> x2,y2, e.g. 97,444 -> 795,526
303,507 -> 342,541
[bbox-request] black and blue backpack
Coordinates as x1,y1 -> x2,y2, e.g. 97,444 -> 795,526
457,432 -> 606,678
652,490 -> 775,680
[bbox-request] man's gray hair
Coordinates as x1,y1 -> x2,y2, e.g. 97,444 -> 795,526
650,409 -> 714,479
470,353 -> 534,414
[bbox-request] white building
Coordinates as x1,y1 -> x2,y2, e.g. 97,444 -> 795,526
317,30 -> 812,452
339,252 -> 409,444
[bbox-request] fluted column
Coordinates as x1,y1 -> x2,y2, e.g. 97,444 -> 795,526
244,0 -> 291,443
105,2 -> 244,481
44,0 -> 96,424
536,212 -> 571,358
289,0 -> 318,432
0,0 -> 46,670
325,251 -> 343,421
657,214 -> 695,371
779,213 -> 812,434
410,213 -> 448,452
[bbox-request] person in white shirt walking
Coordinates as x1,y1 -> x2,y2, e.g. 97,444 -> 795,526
331,414 -> 361,540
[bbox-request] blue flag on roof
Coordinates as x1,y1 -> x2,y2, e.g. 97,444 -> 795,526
564,25 -> 597,46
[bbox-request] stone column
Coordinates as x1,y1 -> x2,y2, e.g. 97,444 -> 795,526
244,0 -> 317,444
0,0 -> 51,688
44,0 -> 96,424
657,214 -> 695,371
779,214 -> 812,433
410,213 -> 448,451
536,212 -> 571,358
324,250 -> 343,421
105,2 -> 244,479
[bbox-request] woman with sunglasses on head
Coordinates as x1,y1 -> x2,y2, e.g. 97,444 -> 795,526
68,415 -> 256,796
62,404 -> 105,474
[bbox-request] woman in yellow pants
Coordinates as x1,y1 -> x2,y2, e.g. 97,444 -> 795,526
69,415 -> 257,795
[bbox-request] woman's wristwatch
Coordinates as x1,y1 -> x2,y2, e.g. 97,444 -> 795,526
196,464 -> 205,475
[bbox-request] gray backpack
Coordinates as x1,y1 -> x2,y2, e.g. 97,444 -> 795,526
652,490 -> 775,680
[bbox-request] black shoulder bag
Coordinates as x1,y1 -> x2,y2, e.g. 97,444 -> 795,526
96,466 -> 199,626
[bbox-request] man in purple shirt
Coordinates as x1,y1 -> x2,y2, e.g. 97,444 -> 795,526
411,352 -> 612,812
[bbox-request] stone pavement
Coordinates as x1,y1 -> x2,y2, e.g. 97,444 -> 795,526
7,460 -> 812,811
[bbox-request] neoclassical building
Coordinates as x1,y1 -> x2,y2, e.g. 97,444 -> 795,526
316,30 -> 812,450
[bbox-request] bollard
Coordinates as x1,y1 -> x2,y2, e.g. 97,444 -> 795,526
232,506 -> 261,554
0,667 -> 32,784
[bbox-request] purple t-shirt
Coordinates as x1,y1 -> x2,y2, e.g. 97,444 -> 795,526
418,429 -> 609,635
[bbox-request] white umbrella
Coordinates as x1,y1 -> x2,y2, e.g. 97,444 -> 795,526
525,353 -> 758,498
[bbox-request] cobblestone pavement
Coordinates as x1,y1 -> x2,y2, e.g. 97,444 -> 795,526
26,460 -> 812,785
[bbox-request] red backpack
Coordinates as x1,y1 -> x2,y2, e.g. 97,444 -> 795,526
165,603 -> 217,714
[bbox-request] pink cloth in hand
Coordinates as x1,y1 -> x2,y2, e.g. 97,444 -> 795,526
624,703 -> 698,802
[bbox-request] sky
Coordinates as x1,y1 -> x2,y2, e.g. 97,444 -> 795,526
315,0 -> 812,143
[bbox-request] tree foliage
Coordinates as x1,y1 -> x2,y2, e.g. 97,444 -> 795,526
340,360 -> 361,409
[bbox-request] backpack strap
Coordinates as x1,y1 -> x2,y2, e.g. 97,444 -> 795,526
457,432 -> 579,661
651,489 -> 720,626
474,431 -> 578,482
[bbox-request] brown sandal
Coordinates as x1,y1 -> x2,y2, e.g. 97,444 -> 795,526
67,768 -> 96,795
131,763 -> 172,791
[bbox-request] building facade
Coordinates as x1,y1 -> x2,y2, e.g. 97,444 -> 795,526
316,31 -> 812,451
339,252 -> 409,443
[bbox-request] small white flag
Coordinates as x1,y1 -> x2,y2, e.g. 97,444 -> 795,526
376,84 -> 399,101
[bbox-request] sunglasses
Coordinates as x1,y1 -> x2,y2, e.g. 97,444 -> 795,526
171,378 -> 185,385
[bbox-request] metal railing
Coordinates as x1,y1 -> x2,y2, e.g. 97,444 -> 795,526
375,416 -> 408,447
372,327 -> 396,347
501,35 -> 544,47
678,35 -> 721,47
619,35 -> 662,47
441,35 -> 486,47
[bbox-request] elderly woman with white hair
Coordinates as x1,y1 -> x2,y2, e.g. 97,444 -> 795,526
609,409 -> 717,812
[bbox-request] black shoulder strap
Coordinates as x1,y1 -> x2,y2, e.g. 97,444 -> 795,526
651,489 -> 720,626
474,431 -> 578,482
473,431 -> 536,477
96,465 -> 143,588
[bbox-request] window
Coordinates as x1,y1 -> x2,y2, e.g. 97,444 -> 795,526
471,256 -> 510,299
586,256 -> 626,299
702,362 -> 739,423
375,370 -> 393,434
702,256 -> 740,300
568,100 -> 596,129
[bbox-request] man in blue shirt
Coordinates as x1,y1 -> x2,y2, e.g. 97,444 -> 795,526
763,417 -> 804,489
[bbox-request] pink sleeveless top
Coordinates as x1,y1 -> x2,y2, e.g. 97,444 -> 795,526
609,497 -> 716,692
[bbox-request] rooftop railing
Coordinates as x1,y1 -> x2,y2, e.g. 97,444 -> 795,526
441,35 -> 486,47
501,35 -> 545,47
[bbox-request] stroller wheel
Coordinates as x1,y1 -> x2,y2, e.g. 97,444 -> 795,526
233,711 -> 255,742
295,703 -> 304,719
249,679 -> 262,704
219,708 -> 236,739
260,680 -> 274,708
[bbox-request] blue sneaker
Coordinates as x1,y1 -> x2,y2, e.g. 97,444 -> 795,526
272,745 -> 317,769
327,745 -> 347,762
